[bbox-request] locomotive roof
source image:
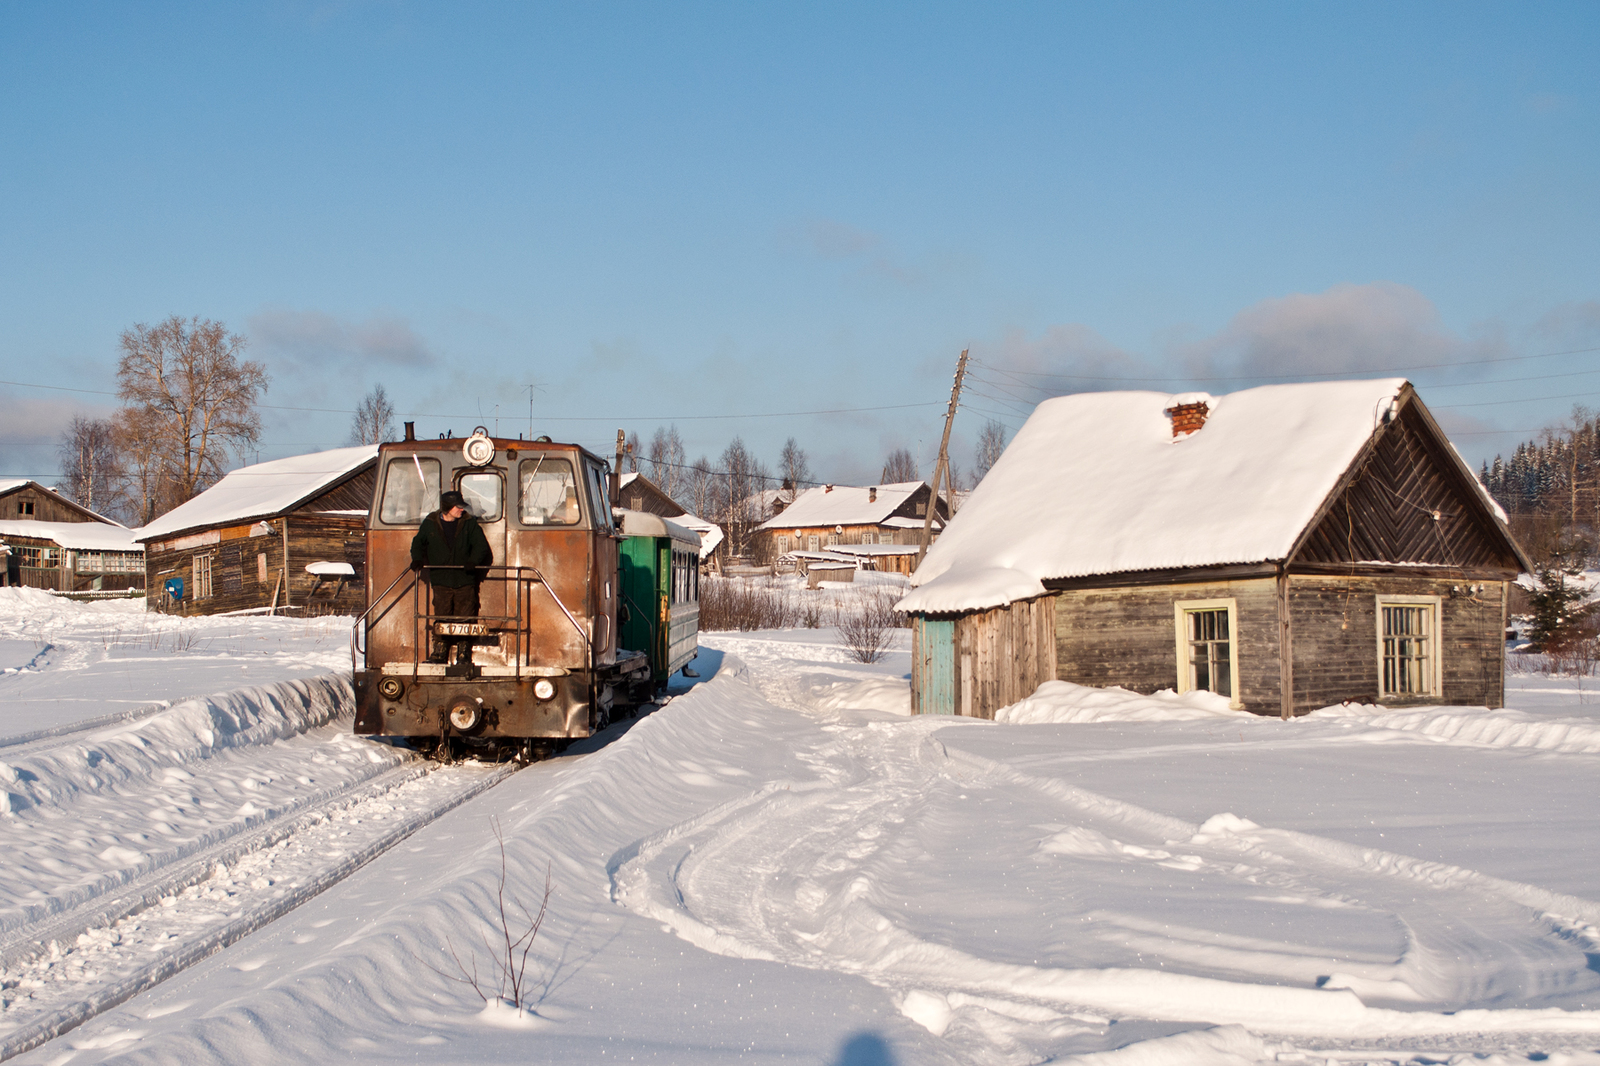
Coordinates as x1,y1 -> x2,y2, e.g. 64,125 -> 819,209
377,436 -> 605,464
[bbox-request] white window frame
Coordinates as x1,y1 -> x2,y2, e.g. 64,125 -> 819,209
193,554 -> 214,600
1375,594 -> 1442,700
1174,597 -> 1241,709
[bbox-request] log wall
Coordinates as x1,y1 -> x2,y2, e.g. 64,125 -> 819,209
1054,578 -> 1283,714
146,513 -> 367,617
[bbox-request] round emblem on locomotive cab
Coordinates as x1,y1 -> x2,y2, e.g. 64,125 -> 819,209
462,428 -> 495,466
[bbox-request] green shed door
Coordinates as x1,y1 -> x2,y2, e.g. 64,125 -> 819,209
914,617 -> 956,715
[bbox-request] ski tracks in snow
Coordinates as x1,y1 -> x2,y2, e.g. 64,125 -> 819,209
616,643 -> 1600,1063
0,675 -> 516,1061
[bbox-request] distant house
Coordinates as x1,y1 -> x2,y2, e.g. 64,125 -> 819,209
0,480 -> 142,593
616,472 -> 724,562
136,446 -> 378,616
899,381 -> 1530,719
754,482 -> 948,574
0,479 -> 119,524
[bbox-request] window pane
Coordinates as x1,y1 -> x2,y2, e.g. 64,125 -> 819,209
380,457 -> 440,525
518,458 -> 580,525
586,463 -> 612,530
1185,608 -> 1232,699
458,473 -> 502,521
1380,603 -> 1433,696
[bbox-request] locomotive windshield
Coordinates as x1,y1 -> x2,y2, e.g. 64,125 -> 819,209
518,458 -> 580,525
379,457 -> 440,524
458,472 -> 502,521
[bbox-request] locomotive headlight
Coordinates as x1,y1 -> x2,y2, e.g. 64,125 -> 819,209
378,677 -> 404,700
533,678 -> 556,701
462,430 -> 495,466
448,699 -> 482,732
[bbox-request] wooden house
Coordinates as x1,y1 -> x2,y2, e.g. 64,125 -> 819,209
136,446 -> 377,616
0,480 -> 142,593
754,482 -> 948,571
616,472 -> 724,561
899,381 -> 1530,719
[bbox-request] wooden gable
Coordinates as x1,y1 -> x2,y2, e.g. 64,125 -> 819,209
1291,393 -> 1524,574
299,462 -> 377,515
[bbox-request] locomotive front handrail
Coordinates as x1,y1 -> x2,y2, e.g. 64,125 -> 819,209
359,564 -> 594,680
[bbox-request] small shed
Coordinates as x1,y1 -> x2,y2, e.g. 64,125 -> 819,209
136,446 -> 377,616
899,380 -> 1530,720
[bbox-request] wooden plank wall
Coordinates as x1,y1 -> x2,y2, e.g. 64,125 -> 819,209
1054,578 -> 1283,715
0,485 -> 103,523
1288,574 -> 1505,709
948,596 -> 1057,719
146,513 -> 367,616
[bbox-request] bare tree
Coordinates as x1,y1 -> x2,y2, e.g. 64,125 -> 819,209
718,437 -> 771,559
56,416 -> 124,519
687,455 -> 715,519
777,437 -> 812,504
881,447 -> 918,484
974,419 -> 1007,482
645,425 -> 686,501
348,384 -> 397,445
115,316 -> 268,520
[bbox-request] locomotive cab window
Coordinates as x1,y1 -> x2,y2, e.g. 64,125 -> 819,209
379,457 -> 441,525
518,458 -> 580,525
457,472 -> 502,521
585,462 -> 612,532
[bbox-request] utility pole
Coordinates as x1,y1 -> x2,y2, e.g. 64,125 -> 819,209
613,428 -> 625,503
918,348 -> 969,568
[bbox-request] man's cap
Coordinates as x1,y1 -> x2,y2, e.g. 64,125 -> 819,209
439,490 -> 467,511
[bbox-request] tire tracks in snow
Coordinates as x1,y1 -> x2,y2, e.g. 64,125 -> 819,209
613,660 -> 1600,1060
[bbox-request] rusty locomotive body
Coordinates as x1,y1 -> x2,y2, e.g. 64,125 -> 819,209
353,428 -> 697,758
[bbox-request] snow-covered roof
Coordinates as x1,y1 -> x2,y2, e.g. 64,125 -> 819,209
901,379 -> 1436,614
137,446 -> 377,542
823,543 -> 922,556
758,482 -> 930,531
618,509 -> 703,550
0,479 -> 29,495
672,513 -> 723,560
0,519 -> 143,552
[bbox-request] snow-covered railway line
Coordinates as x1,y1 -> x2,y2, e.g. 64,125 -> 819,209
0,674 -> 521,1060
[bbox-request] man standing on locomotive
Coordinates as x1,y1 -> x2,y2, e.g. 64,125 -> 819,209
409,489 -> 493,664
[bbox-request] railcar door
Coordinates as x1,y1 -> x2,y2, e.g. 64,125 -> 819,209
455,466 -> 508,666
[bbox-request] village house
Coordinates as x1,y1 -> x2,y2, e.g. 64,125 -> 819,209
0,480 -> 143,593
898,380 -> 1530,719
753,481 -> 948,575
615,472 -> 724,561
136,446 -> 377,616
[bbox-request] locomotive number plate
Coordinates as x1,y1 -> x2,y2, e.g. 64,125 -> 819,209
434,622 -> 489,637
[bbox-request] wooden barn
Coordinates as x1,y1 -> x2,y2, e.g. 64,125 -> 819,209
899,380 -> 1531,719
754,481 -> 948,571
136,446 -> 377,616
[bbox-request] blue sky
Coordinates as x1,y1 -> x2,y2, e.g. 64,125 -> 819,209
2,2 -> 1597,488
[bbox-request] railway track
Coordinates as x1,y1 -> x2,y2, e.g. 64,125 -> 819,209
0,676 -> 525,1061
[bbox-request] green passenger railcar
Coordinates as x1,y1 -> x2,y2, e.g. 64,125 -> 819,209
617,510 -> 701,691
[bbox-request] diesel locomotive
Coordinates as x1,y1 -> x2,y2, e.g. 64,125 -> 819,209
352,426 -> 700,759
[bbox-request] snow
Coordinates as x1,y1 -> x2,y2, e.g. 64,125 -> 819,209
758,481 -> 931,531
902,380 -> 1481,614
898,564 -> 1045,614
135,445 -> 376,542
0,521 -> 140,553
303,561 -> 354,577
7,591 -> 1600,1063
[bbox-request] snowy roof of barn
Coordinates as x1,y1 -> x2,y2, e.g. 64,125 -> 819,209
0,519 -> 143,552
136,446 -> 377,542
757,481 -> 933,531
899,379 -> 1509,615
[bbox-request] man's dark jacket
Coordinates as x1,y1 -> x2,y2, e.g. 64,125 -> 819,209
410,511 -> 493,588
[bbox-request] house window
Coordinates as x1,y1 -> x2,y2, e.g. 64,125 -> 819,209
777,535 -> 790,555
193,555 -> 213,600
807,534 -> 819,552
1174,598 -> 1239,706
17,501 -> 33,516
1377,596 -> 1441,698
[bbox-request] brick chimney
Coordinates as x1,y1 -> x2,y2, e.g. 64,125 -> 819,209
869,487 -> 877,503
1164,400 -> 1210,437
